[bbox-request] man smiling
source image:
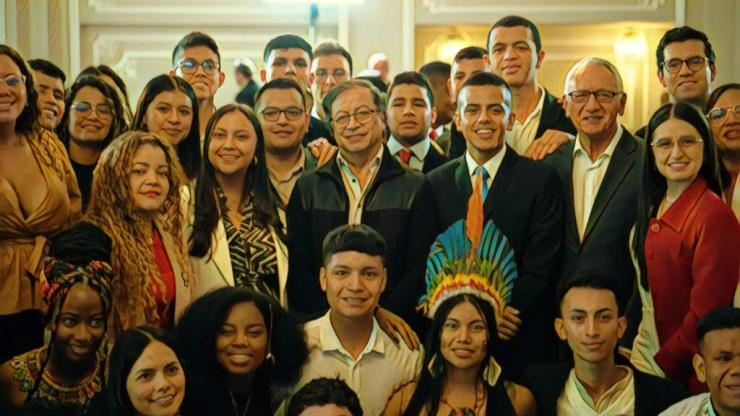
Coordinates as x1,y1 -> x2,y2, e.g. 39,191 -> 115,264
426,71 -> 563,380
28,59 -> 66,131
288,225 -> 422,416
170,31 -> 225,138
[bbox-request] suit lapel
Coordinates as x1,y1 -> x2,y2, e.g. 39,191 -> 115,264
453,157 -> 473,198
582,130 -> 637,243
483,148 -> 517,218
558,141 -> 580,246
211,219 -> 235,286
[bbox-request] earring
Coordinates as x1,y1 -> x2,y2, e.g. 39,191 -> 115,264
483,356 -> 501,387
266,352 -> 275,365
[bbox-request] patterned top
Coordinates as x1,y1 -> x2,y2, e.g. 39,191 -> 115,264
10,346 -> 106,414
216,187 -> 279,300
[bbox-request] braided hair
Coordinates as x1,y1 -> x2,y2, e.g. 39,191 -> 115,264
21,222 -> 114,412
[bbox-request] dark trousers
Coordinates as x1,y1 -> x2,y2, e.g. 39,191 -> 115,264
1,310 -> 44,363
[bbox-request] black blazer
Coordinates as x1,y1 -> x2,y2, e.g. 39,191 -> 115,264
286,147 -> 438,323
303,115 -> 334,145
448,88 -> 575,159
421,141 -> 448,174
522,362 -> 688,416
426,148 -> 564,380
543,128 -> 643,304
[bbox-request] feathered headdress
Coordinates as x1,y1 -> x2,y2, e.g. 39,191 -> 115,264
418,173 -> 518,319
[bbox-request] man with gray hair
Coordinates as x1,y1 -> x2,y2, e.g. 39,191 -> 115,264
543,57 -> 642,308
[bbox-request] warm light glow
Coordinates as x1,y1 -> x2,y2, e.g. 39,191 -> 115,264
263,0 -> 364,4
438,38 -> 469,63
614,29 -> 648,58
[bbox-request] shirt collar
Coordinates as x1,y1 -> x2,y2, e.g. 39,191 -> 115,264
573,124 -> 623,160
317,311 -> 385,357
657,177 -> 709,233
268,148 -> 306,183
336,144 -> 384,175
519,84 -> 546,125
464,145 -> 507,179
572,365 -> 634,410
387,135 -> 431,159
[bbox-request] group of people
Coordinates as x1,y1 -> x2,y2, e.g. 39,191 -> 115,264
0,12 -> 738,416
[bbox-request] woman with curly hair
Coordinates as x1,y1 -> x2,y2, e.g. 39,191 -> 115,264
0,45 -> 81,364
85,130 -> 194,333
187,104 -> 285,303
0,222 -> 113,416
174,286 -> 307,415
56,75 -> 127,210
131,74 -> 201,181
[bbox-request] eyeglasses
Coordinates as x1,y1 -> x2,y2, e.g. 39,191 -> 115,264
333,109 -> 376,127
177,59 -> 219,75
315,68 -> 348,81
0,74 -> 25,88
567,90 -> 622,103
71,102 -> 112,117
661,56 -> 710,74
260,107 -> 304,121
707,104 -> 740,124
651,137 -> 703,152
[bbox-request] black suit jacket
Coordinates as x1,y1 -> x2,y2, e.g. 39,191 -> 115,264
448,88 -> 575,159
303,115 -> 334,145
522,362 -> 688,416
421,141 -> 448,174
543,128 -> 642,304
427,148 -> 564,380
286,147 -> 438,323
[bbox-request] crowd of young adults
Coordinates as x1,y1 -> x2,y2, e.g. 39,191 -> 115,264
0,13 -> 738,416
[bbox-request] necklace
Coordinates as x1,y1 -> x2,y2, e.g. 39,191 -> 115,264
228,388 -> 252,416
439,381 -> 486,416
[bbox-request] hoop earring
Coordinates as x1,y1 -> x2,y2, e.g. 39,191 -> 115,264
427,353 -> 444,379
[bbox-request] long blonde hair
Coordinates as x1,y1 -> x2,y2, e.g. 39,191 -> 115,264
85,131 -> 192,332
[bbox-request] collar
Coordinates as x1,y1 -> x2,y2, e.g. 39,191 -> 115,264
433,124 -> 446,137
571,365 -> 634,409
518,84 -> 546,125
317,310 -> 385,357
573,124 -> 623,160
387,135 -> 431,159
464,145 -> 507,178
657,177 -> 709,233
336,143 -> 384,177
268,149 -> 306,183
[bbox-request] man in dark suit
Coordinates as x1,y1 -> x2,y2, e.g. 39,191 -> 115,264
261,34 -> 332,145
543,57 -> 642,306
488,15 -> 576,160
386,71 -> 447,173
286,80 -> 437,327
427,71 -> 563,380
522,273 -> 687,415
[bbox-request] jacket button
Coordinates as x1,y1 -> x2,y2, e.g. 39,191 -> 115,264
650,223 -> 661,233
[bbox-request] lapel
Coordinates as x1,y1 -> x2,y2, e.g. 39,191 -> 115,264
483,148 -> 518,219
581,129 -> 638,244
154,221 -> 192,319
557,141 -> 580,245
211,219 -> 235,286
453,156 -> 473,199
422,141 -> 447,174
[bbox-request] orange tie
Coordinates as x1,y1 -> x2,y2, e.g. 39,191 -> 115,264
398,149 -> 413,166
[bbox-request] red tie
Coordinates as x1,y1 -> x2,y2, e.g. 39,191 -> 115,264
429,129 -> 438,141
398,149 -> 413,166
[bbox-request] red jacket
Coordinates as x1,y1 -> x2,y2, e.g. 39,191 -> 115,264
646,177 -> 740,393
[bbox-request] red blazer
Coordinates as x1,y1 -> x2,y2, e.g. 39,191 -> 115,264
645,177 -> 740,393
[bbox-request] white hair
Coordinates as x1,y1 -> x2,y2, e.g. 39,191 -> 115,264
563,57 -> 624,95
367,52 -> 388,68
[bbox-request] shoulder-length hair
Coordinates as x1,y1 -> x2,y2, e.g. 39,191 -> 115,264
188,103 -> 279,258
0,45 -> 39,135
404,294 -> 501,416
174,287 -> 307,414
105,326 -> 185,416
85,131 -> 192,331
633,102 -> 728,289
132,74 -> 201,179
56,75 -> 128,151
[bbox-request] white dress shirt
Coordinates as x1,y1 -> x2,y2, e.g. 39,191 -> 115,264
572,125 -> 623,240
292,311 -> 423,416
506,84 -> 546,155
465,145 -> 507,192
387,135 -> 431,172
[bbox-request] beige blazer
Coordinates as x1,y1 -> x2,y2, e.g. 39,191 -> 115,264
154,221 -> 193,323
186,199 -> 288,307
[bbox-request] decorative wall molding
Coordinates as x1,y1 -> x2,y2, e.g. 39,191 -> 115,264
421,0 -> 669,14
